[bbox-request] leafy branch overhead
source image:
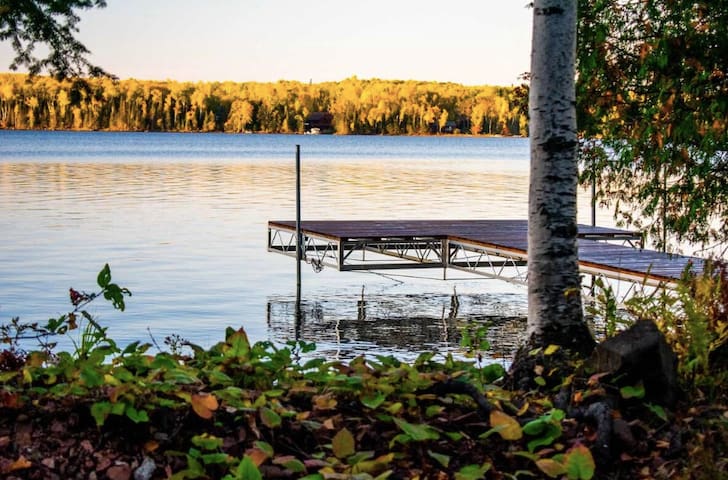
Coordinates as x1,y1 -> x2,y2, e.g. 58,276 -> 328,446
576,0 -> 728,250
0,0 -> 111,78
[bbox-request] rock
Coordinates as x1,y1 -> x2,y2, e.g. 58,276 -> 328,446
133,456 -> 156,480
590,319 -> 678,407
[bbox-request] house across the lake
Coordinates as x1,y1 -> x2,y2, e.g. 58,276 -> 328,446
304,112 -> 334,134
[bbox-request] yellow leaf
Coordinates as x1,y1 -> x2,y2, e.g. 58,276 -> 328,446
191,393 -> 219,419
313,394 -> 338,411
536,458 -> 567,478
544,344 -> 560,356
516,401 -> 530,417
332,428 -> 356,459
489,410 -> 523,440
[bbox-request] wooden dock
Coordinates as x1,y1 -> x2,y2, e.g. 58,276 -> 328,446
267,219 -> 704,287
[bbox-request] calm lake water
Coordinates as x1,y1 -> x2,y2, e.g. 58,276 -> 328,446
0,131 -> 615,361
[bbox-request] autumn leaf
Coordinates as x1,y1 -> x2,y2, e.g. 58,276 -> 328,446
313,394 -> 338,411
260,406 -> 282,428
489,410 -> 523,440
191,393 -> 219,419
332,428 -> 355,459
7,455 -> 32,472
536,458 -> 567,478
544,344 -> 560,356
245,447 -> 270,467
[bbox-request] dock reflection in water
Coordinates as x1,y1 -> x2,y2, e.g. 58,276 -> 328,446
266,291 -> 527,363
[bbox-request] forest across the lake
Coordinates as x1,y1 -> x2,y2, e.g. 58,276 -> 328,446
0,73 -> 527,136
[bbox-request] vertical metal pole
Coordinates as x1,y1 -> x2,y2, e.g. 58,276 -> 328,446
295,145 -> 302,302
294,145 -> 303,337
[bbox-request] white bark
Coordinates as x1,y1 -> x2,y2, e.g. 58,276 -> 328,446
527,0 -> 590,348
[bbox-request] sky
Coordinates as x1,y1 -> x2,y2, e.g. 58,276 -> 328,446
0,1 -> 533,86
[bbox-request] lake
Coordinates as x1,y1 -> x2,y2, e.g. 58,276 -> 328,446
0,131 -> 614,361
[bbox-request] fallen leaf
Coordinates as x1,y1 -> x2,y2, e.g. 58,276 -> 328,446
544,344 -> 560,356
8,455 -> 32,472
332,428 -> 355,459
536,458 -> 567,478
245,447 -> 269,467
191,393 -> 219,419
489,410 -> 523,440
143,440 -> 159,452
313,394 -> 338,411
260,406 -> 282,428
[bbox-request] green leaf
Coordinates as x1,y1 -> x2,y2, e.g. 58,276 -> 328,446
332,428 -> 356,459
361,392 -> 386,409
226,329 -> 251,359
646,403 -> 668,422
522,418 -> 547,436
425,405 -> 445,418
392,417 -> 440,441
234,456 -> 262,480
534,376 -> 547,387
273,455 -> 306,473
192,434 -> 224,451
90,401 -> 112,426
454,463 -> 491,480
121,341 -> 140,355
202,453 -> 231,465
620,383 -> 645,400
526,423 -> 562,453
97,264 -> 111,288
0,371 -> 18,382
80,365 -> 104,387
427,450 -> 451,467
564,444 -> 595,480
260,406 -> 282,428
481,363 -> 506,383
125,405 -> 149,423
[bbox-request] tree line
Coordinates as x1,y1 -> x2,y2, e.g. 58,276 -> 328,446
0,73 -> 527,136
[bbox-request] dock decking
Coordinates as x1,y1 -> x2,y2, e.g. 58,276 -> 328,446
267,219 -> 704,287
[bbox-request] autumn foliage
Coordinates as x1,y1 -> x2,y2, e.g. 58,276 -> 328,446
0,74 -> 527,136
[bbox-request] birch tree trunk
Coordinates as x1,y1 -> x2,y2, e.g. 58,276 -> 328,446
527,0 -> 594,354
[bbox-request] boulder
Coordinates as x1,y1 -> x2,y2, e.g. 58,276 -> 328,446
589,320 -> 679,407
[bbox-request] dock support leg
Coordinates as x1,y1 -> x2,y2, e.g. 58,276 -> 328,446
442,239 -> 449,280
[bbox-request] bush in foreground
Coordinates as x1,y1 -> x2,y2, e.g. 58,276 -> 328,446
0,265 -> 726,479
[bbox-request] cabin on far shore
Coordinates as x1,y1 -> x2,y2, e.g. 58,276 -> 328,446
304,112 -> 334,134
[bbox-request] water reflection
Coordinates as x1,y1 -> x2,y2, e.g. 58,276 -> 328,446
0,132 -> 615,357
266,291 -> 528,363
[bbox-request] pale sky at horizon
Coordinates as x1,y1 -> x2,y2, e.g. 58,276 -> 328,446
0,1 -> 533,86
